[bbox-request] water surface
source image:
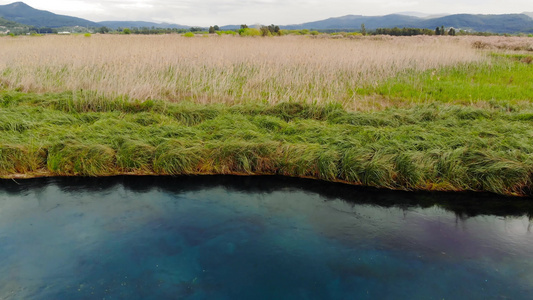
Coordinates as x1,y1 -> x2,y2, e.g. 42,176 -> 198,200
0,176 -> 532,299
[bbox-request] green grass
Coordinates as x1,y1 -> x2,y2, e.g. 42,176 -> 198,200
2,90 -> 533,196
356,55 -> 533,105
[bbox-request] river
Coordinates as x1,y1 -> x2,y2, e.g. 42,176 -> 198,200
0,176 -> 532,299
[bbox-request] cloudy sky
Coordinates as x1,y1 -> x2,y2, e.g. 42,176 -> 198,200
2,0 -> 533,26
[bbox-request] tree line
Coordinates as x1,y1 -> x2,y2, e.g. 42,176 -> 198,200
4,23 -> 523,38
373,26 -> 456,36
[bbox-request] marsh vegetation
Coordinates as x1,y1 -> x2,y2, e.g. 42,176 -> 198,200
1,34 -> 533,196
0,34 -> 483,107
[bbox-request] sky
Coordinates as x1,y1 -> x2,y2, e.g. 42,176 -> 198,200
1,0 -> 533,26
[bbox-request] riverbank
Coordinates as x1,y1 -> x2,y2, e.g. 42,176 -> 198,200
2,91 -> 533,196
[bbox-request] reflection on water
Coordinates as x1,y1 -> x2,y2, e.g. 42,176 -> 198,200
0,176 -> 532,299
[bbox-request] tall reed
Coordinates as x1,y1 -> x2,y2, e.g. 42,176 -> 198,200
0,35 -> 484,107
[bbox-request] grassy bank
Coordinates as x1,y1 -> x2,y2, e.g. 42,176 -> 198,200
2,90 -> 533,196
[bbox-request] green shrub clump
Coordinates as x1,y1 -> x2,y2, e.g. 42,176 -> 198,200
239,28 -> 261,37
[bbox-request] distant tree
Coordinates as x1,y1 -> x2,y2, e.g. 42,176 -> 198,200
361,23 -> 366,36
448,28 -> 456,36
260,26 -> 271,36
440,25 -> 445,35
189,27 -> 203,32
97,26 -> 110,34
267,24 -> 280,35
214,25 -> 220,31
257,24 -> 281,36
374,27 -> 434,36
435,27 -> 440,35
209,26 -> 215,34
123,28 -> 131,34
240,24 -> 248,29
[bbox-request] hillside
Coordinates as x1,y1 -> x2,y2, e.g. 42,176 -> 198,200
284,14 -> 419,30
419,14 -> 533,33
0,16 -> 29,34
0,2 -> 97,28
0,15 -> 21,26
0,15 -> 25,28
284,13 -> 533,33
97,21 -> 189,30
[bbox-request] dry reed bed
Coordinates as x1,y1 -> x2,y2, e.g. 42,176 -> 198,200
470,35 -> 533,51
0,34 -> 484,106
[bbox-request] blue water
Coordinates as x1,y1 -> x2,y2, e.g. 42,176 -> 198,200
0,176 -> 532,299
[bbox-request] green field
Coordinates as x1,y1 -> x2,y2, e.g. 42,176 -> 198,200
357,54 -> 533,104
1,35 -> 533,196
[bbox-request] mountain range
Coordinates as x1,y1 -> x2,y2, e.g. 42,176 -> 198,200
1,2 -> 533,34
0,2 -> 97,27
97,21 -> 189,30
285,13 -> 533,33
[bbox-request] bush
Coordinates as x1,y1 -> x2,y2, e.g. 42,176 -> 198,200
239,28 -> 261,37
260,26 -> 272,37
183,32 -> 195,37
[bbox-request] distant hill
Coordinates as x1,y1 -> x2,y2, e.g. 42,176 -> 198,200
419,14 -> 533,33
0,16 -> 30,34
284,14 -> 420,30
396,12 -> 450,19
283,13 -> 533,33
97,21 -> 189,30
1,2 -> 532,34
220,25 -> 241,30
0,16 -> 25,27
0,2 -> 97,27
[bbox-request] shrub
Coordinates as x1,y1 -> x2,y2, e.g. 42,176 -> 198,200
260,26 -> 272,37
183,32 -> 195,37
239,28 -> 261,37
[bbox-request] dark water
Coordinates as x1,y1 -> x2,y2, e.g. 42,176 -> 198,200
1,176 -> 532,299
